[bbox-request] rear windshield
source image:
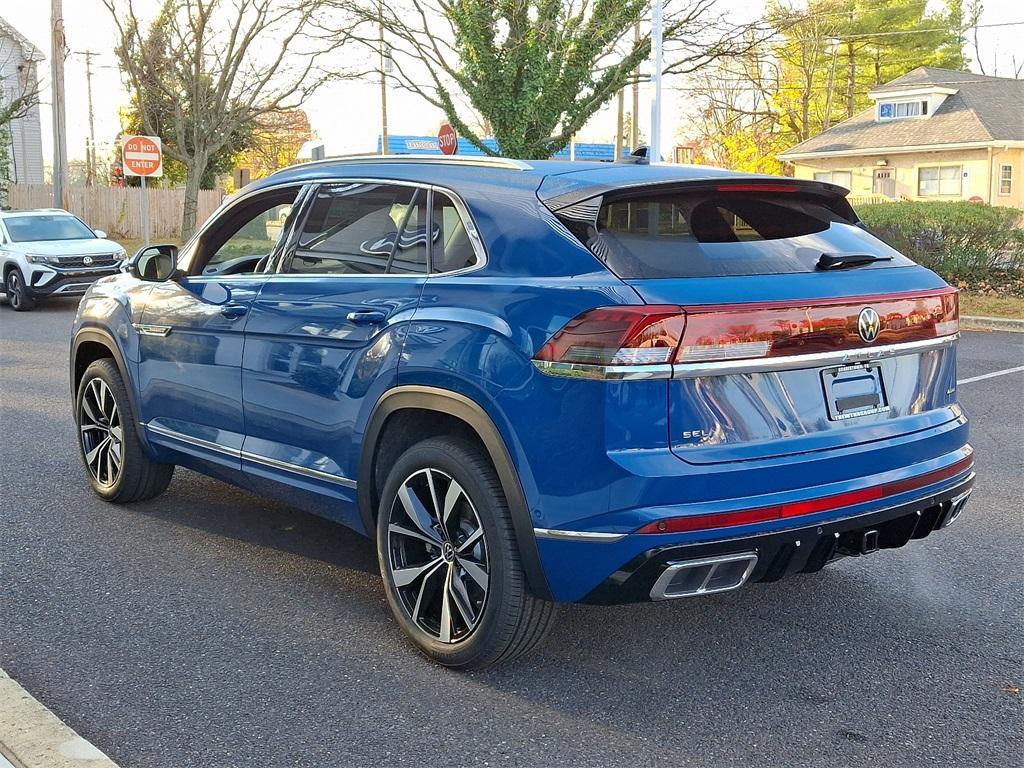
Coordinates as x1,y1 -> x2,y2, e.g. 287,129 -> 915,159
575,192 -> 912,278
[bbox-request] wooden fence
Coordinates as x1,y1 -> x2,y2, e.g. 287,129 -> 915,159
5,184 -> 224,241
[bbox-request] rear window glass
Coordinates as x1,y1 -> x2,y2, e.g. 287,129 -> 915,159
579,193 -> 912,278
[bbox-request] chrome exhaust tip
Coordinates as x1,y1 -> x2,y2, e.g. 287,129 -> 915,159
649,552 -> 758,600
941,487 -> 973,528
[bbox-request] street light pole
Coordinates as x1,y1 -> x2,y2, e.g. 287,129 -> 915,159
50,0 -> 69,208
649,0 -> 663,162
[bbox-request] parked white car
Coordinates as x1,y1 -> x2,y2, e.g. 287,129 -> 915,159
0,209 -> 128,311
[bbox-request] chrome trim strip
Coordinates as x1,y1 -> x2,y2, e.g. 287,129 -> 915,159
532,360 -> 674,381
145,422 -> 241,458
533,334 -> 958,381
51,283 -> 98,294
279,154 -> 533,173
672,333 -> 958,379
180,177 -> 488,277
239,450 -> 357,489
533,527 -> 627,542
949,487 -> 974,506
144,422 -> 358,488
133,323 -> 171,337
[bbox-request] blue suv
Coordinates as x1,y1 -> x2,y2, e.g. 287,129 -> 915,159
70,156 -> 973,668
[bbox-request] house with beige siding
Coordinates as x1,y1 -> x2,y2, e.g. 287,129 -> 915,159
779,68 -> 1023,209
1,15 -> 45,185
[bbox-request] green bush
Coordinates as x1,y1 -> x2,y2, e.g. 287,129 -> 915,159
856,201 -> 1024,281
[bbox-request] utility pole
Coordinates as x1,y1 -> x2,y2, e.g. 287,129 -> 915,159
649,0 -> 663,162
50,0 -> 69,209
614,88 -> 624,161
79,51 -> 98,186
378,1 -> 389,155
630,23 -> 640,150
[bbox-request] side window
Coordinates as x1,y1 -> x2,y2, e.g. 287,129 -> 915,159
430,191 -> 479,273
289,184 -> 428,275
205,202 -> 296,271
194,187 -> 300,275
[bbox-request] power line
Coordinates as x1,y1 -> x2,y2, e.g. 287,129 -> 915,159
762,19 -> 1024,44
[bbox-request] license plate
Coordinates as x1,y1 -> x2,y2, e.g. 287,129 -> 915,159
822,363 -> 890,420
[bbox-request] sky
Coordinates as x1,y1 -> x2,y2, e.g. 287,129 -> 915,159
3,0 -> 1022,170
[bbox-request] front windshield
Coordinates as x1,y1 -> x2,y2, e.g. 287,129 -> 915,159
4,215 -> 97,243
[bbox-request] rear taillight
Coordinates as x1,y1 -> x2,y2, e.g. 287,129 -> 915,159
533,306 -> 686,366
533,289 -> 958,377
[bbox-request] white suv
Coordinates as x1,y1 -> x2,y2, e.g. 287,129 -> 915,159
0,209 -> 128,311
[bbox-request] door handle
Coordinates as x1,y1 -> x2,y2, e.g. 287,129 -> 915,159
346,310 -> 387,325
220,303 -> 249,319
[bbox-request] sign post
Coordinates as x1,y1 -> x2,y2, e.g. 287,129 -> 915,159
121,135 -> 163,246
437,123 -> 458,156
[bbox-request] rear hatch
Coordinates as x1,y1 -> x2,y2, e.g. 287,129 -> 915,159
540,176 -> 960,464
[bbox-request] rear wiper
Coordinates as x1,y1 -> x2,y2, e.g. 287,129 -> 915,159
816,252 -> 892,270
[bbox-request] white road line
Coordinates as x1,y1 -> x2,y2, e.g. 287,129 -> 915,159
957,365 -> 1024,385
0,667 -> 120,768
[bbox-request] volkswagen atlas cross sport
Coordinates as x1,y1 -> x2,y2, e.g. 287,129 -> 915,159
69,156 -> 973,668
1,209 -> 127,311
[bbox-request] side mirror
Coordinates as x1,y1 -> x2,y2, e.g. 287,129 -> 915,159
93,229 -> 108,239
128,244 -> 179,282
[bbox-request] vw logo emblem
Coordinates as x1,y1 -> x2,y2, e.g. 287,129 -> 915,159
441,542 -> 456,563
82,255 -> 93,265
858,307 -> 881,343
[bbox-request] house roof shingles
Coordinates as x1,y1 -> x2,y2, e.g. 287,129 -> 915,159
780,67 -> 1024,158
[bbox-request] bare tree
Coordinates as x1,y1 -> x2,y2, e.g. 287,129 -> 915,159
103,0 -> 347,239
325,0 -> 769,159
0,58 -> 40,127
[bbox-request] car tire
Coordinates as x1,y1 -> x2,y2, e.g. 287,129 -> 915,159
5,268 -> 35,311
76,359 -> 174,502
377,437 -> 555,669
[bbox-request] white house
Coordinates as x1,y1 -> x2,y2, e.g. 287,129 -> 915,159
1,15 -> 45,185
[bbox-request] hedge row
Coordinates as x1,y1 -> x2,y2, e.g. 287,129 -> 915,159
856,201 -> 1024,282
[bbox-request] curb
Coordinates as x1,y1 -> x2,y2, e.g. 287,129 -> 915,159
0,668 -> 119,768
961,315 -> 1024,333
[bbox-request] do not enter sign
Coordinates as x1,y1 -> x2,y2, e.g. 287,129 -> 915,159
438,123 -> 457,156
122,135 -> 163,177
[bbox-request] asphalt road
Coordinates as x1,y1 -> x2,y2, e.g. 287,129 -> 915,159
1,298 -> 1021,768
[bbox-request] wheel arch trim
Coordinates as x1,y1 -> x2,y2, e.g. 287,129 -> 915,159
359,385 -> 552,600
70,328 -> 150,453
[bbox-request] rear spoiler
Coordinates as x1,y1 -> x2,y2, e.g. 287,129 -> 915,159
539,176 -> 856,227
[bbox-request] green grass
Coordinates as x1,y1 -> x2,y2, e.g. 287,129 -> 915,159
960,293 -> 1024,320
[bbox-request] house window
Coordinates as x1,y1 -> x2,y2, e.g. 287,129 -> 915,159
999,164 -> 1013,196
879,100 -> 928,120
918,166 -> 962,197
813,170 -> 852,189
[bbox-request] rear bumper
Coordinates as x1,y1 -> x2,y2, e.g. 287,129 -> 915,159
580,471 -> 974,604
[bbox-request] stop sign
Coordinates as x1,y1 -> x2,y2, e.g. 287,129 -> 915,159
438,123 -> 458,156
122,135 -> 163,177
